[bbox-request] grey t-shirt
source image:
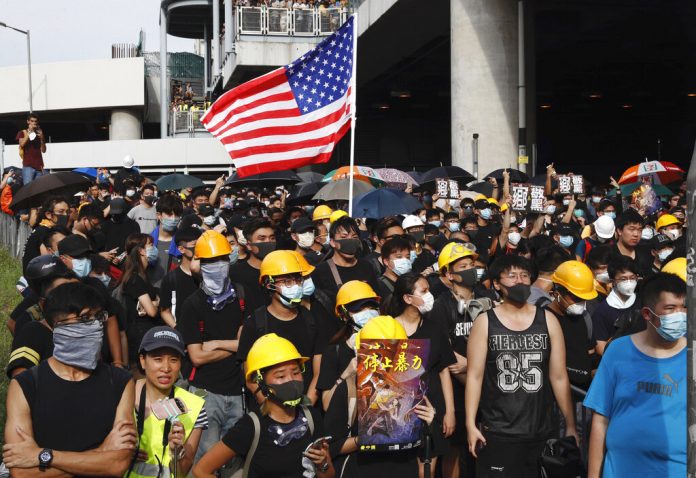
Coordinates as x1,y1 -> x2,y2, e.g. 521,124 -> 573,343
527,285 -> 552,307
127,204 -> 158,234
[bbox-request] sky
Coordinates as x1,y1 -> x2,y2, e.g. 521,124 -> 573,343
0,0 -> 195,67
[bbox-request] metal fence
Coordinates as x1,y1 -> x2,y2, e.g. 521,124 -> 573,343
170,110 -> 209,136
237,7 -> 348,36
0,212 -> 31,260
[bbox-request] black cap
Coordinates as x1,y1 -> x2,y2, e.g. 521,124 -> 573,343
474,199 -> 490,209
179,213 -> 203,229
58,234 -> 92,257
109,198 -> 127,215
651,233 -> 673,249
346,298 -> 380,313
25,255 -> 70,282
198,204 -> 215,217
669,206 -> 685,215
290,217 -> 314,233
174,226 -> 203,245
553,223 -> 574,236
139,326 -> 186,356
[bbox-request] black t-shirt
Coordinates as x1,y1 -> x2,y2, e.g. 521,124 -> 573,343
237,306 -> 327,392
159,267 -> 200,314
229,260 -> 269,319
408,318 -> 456,422
179,289 -> 245,396
222,406 -> 324,478
7,321 -> 53,377
311,259 -> 380,298
22,225 -> 52,273
316,341 -> 354,391
15,361 -> 131,452
10,292 -> 38,322
548,309 -> 596,389
100,217 -> 140,255
609,244 -> 653,278
13,304 -> 43,336
123,274 -> 159,324
473,222 -> 500,254
303,248 -> 325,266
324,380 -> 419,478
375,275 -> 396,302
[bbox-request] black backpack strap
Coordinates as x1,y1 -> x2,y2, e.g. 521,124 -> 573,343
301,405 -> 315,435
378,276 -> 395,293
242,412 -> 261,478
327,259 -> 343,288
298,307 -> 317,346
255,307 -> 269,336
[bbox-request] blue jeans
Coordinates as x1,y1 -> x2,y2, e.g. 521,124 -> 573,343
189,386 -> 245,462
22,166 -> 43,185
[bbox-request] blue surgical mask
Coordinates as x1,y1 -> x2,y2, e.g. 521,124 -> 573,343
409,250 -> 418,264
559,235 -> 574,248
480,208 -> 492,220
72,258 -> 92,278
391,257 -> 412,276
605,212 -> 616,220
146,246 -> 159,265
351,308 -> 379,329
229,245 -> 239,265
650,310 -> 687,342
574,209 -> 585,218
302,277 -> 316,297
448,222 -> 461,232
429,220 -> 441,228
97,273 -> 111,288
279,283 -> 303,307
161,217 -> 180,232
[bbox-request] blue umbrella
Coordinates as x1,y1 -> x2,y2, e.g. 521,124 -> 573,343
352,188 -> 422,219
72,167 -> 97,178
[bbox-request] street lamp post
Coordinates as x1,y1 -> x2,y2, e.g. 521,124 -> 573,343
0,22 -> 33,113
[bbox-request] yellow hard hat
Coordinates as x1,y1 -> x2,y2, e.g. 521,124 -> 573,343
245,333 -> 309,381
194,230 -> 232,259
330,210 -> 348,223
438,242 -> 477,273
551,260 -> 598,300
656,214 -> 680,231
661,257 -> 686,282
335,280 -> 380,316
287,250 -> 315,277
356,315 -> 407,349
474,194 -> 487,202
500,203 -> 509,212
312,205 -> 333,221
259,250 -> 304,284
487,197 -> 500,207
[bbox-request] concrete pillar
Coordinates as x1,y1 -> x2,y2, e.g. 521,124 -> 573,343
225,0 -> 234,53
450,0 -> 518,179
110,109 -> 142,140
213,0 -> 220,79
203,23 -> 209,92
160,6 -> 168,138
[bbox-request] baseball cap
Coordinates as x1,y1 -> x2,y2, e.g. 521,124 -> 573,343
553,223 -> 575,236
651,233 -> 673,250
174,226 -> 203,245
139,326 -> 186,356
58,234 -> 92,258
109,198 -> 127,215
290,217 -> 314,233
198,204 -> 215,217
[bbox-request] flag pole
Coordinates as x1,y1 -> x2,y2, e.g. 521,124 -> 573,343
347,11 -> 358,217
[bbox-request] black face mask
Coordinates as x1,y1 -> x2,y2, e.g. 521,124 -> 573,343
143,196 -> 155,206
252,241 -> 276,260
425,235 -> 439,247
54,214 -> 69,228
503,284 -> 531,304
409,231 -> 425,244
335,238 -> 362,256
450,268 -> 479,287
465,229 -> 479,240
268,380 -> 305,407
111,214 -> 124,223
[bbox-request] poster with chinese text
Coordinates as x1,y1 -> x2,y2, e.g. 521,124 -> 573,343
357,339 -> 430,452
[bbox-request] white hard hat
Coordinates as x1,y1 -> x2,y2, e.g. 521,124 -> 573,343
402,214 -> 424,230
594,215 -> 615,239
123,154 -> 135,169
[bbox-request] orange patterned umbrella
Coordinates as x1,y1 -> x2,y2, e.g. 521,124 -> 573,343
618,160 -> 684,185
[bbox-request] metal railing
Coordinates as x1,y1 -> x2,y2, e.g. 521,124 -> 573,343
236,7 -> 348,36
170,109 -> 209,136
0,212 -> 32,259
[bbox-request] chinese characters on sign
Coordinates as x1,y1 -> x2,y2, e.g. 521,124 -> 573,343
435,179 -> 460,199
557,175 -> 584,194
529,185 -> 545,213
511,184 -> 529,211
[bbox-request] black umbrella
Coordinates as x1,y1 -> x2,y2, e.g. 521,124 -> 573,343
10,172 -> 92,210
225,170 -> 302,188
287,182 -> 323,206
419,166 -> 476,185
156,173 -> 204,191
296,171 -> 324,183
466,181 -> 494,197
484,168 -> 529,183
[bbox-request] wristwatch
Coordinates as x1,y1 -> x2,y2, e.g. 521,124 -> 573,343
319,461 -> 330,473
38,449 -> 53,471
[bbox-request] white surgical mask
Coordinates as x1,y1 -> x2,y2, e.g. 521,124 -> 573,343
297,231 -> 315,249
545,205 -> 557,215
658,248 -> 674,262
351,308 -> 379,328
595,271 -> 611,284
391,257 -> 412,276
566,301 -> 586,316
641,227 -> 654,241
414,292 -> 434,314
562,199 -> 570,206
665,229 -> 681,241
615,279 -> 637,297
508,232 -> 521,246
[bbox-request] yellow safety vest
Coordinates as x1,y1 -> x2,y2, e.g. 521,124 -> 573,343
127,386 -> 205,478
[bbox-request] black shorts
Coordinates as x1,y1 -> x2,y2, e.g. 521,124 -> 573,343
475,434 -> 547,478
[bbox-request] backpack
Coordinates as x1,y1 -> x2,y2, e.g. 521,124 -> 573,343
539,436 -> 585,478
230,405 -> 315,478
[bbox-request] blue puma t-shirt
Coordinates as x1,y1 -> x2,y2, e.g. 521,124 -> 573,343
584,335 -> 686,477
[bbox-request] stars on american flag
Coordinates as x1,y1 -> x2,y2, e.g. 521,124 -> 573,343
286,16 -> 354,115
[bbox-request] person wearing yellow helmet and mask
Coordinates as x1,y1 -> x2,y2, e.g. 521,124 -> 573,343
194,333 -> 335,478
323,315 -> 436,478
237,250 -> 327,406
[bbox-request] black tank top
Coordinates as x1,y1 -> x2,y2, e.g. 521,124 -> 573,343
479,306 -> 555,440
15,361 -> 131,452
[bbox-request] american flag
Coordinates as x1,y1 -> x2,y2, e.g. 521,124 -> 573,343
201,16 -> 355,177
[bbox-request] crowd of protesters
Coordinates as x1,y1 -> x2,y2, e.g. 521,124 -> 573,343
0,156 -> 688,478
